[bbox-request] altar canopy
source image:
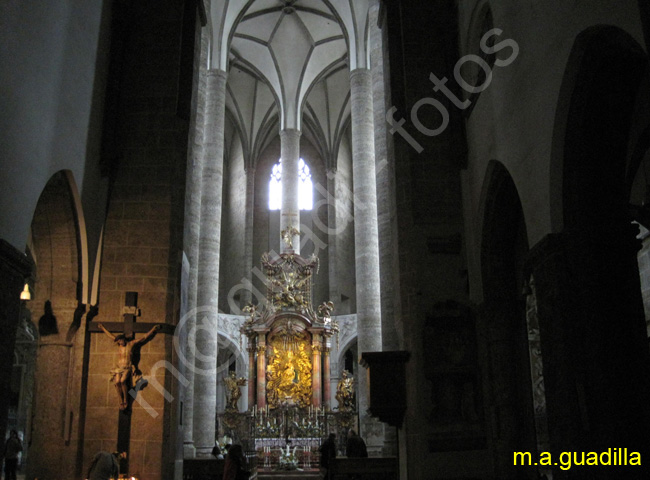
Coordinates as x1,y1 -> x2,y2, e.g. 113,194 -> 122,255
240,248 -> 339,411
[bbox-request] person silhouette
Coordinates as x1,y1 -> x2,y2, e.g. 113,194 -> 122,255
3,430 -> 22,480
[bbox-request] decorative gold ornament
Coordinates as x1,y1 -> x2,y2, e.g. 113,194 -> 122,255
223,371 -> 247,412
242,303 -> 259,323
266,332 -> 312,408
335,370 -> 355,412
281,225 -> 300,250
318,301 -> 334,321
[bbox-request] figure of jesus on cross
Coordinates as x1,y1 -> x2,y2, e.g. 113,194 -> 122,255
98,322 -> 161,410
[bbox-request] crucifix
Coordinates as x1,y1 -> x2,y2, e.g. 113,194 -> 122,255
87,291 -> 175,474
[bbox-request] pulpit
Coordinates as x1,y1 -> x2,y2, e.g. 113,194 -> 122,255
360,351 -> 410,428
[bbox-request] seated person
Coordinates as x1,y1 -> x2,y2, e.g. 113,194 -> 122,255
223,444 -> 250,480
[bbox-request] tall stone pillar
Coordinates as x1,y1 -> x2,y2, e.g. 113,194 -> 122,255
193,68 -> 227,457
311,334 -> 322,407
256,334 -> 267,407
280,129 -> 301,253
349,67 -> 383,450
181,36 -> 208,456
370,0 -> 400,354
241,167 -> 256,305
247,344 -> 256,409
322,344 -> 331,410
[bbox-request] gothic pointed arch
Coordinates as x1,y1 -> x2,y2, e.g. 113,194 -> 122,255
551,25 -> 650,464
479,160 -> 536,479
25,169 -> 87,480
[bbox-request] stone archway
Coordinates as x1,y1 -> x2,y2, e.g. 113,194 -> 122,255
24,171 -> 86,480
479,161 -> 536,480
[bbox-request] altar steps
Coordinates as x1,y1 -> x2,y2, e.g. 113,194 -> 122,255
256,469 -> 322,480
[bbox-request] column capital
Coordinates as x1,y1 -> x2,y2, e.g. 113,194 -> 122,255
206,68 -> 227,79
350,67 -> 372,79
280,128 -> 302,138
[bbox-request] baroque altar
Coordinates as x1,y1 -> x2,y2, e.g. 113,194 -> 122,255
218,239 -> 356,468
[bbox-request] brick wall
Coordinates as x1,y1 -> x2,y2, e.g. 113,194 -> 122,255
85,2 -> 189,480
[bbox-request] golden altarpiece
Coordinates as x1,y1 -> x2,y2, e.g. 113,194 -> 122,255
218,241 -> 355,468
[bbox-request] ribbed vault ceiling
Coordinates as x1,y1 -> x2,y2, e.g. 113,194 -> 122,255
217,0 -> 372,168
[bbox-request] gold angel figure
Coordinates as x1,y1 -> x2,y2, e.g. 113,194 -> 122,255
281,225 -> 300,250
223,371 -> 247,411
336,370 -> 355,412
318,301 -> 334,321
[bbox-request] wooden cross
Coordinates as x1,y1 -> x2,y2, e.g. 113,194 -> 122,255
87,291 -> 175,474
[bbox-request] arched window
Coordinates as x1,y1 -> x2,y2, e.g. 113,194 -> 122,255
268,158 -> 313,210
269,162 -> 282,210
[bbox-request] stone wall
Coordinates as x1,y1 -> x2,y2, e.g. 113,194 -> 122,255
333,133 -> 356,315
27,172 -> 87,480
219,134 -> 247,314
85,2 -> 189,480
383,1 -> 480,477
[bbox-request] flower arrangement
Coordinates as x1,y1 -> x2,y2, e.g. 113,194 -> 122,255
276,444 -> 299,470
217,435 -> 233,453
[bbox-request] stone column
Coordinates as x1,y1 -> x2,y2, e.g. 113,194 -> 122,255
193,68 -> 227,457
370,0 -> 400,354
322,344 -> 331,410
311,334 -> 322,407
350,67 -> 383,448
280,129 -> 301,253
241,167 -> 255,305
247,344 -> 256,409
181,31 -> 209,456
256,334 -> 267,407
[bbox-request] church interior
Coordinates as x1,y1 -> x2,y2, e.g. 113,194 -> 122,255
3,0 -> 650,479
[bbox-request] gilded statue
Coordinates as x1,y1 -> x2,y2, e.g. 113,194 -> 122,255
223,370 -> 247,411
281,225 -> 300,250
98,322 -> 161,410
242,303 -> 259,325
336,370 -> 355,412
318,301 -> 334,321
270,271 -> 309,309
266,340 -> 312,408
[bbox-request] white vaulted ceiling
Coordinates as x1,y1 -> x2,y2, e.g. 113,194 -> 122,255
211,0 -> 372,167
